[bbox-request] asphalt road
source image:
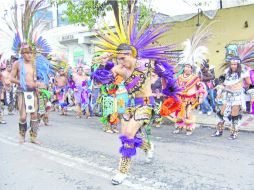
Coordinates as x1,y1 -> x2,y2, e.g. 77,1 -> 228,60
0,111 -> 254,190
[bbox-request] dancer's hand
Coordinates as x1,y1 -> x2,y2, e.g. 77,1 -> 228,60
198,97 -> 203,104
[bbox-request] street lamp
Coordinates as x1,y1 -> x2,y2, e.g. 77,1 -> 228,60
196,8 -> 203,27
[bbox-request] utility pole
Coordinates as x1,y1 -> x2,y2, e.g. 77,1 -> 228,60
220,0 -> 223,9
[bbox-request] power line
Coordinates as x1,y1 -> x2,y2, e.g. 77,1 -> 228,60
182,0 -> 196,9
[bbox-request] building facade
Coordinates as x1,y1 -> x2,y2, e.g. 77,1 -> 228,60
37,1 -> 95,67
160,4 -> 254,75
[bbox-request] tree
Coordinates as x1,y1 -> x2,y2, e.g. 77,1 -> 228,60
52,0 -> 154,29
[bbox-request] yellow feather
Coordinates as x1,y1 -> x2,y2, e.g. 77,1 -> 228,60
117,6 -> 127,43
127,12 -> 134,43
113,17 -> 123,43
98,29 -> 119,46
94,36 -> 118,49
102,21 -> 122,44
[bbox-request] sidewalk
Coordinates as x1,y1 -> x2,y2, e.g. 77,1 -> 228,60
34,105 -> 254,133
194,111 -> 254,132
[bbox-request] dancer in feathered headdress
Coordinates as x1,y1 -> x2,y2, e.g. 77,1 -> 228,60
90,52 -> 121,133
211,42 -> 253,140
0,0 -> 53,144
71,63 -> 91,119
92,5 -> 181,185
1,58 -> 16,117
173,24 -> 211,136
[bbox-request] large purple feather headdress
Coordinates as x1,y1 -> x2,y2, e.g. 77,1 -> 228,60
94,5 -> 176,62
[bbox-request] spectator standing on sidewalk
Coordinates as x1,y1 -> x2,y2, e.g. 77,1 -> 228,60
199,59 -> 216,115
151,72 -> 163,128
214,75 -> 225,112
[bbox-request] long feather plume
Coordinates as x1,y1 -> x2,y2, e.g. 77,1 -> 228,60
238,43 -> 254,65
0,0 -> 51,59
179,22 -> 212,67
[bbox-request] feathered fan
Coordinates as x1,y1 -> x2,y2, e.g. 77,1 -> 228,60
222,42 -> 254,69
178,23 -> 212,68
237,43 -> 254,66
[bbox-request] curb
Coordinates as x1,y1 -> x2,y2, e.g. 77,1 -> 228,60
197,123 -> 254,133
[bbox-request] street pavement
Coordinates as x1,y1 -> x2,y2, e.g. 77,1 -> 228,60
0,110 -> 254,190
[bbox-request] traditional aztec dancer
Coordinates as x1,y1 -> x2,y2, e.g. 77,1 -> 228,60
0,1 -> 53,144
151,71 -> 163,128
172,24 -> 211,136
72,65 -> 90,118
2,60 -> 16,115
93,5 -> 181,185
91,53 -> 122,133
212,42 -> 253,140
0,59 -> 7,124
55,67 -> 68,116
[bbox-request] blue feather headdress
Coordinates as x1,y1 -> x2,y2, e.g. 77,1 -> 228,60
0,1 -> 54,88
224,42 -> 254,68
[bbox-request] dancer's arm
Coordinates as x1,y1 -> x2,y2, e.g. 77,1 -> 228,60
244,76 -> 251,86
10,61 -> 20,85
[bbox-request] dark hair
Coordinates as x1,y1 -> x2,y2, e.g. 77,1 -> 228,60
116,43 -> 132,51
219,75 -> 225,83
228,62 -> 242,78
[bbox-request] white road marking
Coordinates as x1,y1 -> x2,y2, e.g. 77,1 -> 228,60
0,134 -> 163,190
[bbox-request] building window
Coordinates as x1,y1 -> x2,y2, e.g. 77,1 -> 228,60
34,7 -> 53,30
57,3 -> 69,27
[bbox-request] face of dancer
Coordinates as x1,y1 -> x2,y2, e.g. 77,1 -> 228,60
230,61 -> 238,72
59,69 -> 65,76
22,48 -> 33,63
77,67 -> 83,75
201,65 -> 208,73
117,51 -> 133,69
184,64 -> 192,75
6,65 -> 12,72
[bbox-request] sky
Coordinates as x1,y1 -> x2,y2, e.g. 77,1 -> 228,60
1,0 -> 254,17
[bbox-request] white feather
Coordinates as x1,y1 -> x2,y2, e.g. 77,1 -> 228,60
178,23 -> 212,68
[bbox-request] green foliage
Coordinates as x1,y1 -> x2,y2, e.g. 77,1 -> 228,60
53,0 -> 154,29
53,0 -> 112,29
138,1 -> 154,28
